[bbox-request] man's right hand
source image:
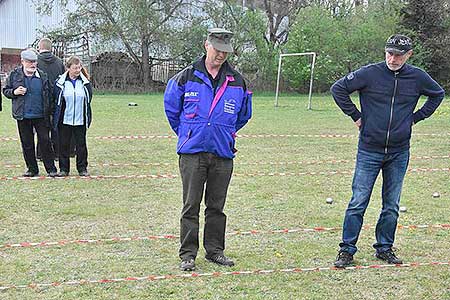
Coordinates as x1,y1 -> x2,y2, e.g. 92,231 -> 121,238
13,86 -> 27,96
355,118 -> 362,129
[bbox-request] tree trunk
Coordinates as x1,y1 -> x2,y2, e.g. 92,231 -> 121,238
141,39 -> 151,88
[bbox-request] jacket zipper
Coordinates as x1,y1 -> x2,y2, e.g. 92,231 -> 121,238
385,72 -> 398,154
72,84 -> 76,125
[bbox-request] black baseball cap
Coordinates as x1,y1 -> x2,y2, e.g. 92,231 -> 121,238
385,34 -> 413,54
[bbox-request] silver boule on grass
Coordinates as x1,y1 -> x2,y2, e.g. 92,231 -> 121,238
399,206 -> 407,213
432,192 -> 440,198
326,197 -> 333,204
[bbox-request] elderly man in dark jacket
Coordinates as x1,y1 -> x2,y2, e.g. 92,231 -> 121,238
331,34 -> 444,268
2,49 -> 57,177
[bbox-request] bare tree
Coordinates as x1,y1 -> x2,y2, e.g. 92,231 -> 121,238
261,0 -> 308,48
35,0 -> 187,88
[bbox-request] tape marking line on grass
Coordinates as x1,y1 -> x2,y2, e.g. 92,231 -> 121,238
0,261 -> 448,291
1,167 -> 449,181
1,132 -> 450,142
1,224 -> 448,250
3,155 -> 449,169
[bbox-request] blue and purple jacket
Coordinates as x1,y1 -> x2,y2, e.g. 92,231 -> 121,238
164,56 -> 252,159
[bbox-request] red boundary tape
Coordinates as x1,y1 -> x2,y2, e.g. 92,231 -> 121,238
2,224 -> 449,250
3,155 -> 449,169
1,167 -> 449,181
1,132 -> 450,142
0,261 -> 448,291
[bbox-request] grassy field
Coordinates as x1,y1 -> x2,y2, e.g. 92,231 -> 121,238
0,93 -> 449,299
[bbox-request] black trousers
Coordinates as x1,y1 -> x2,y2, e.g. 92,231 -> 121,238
37,129 -> 76,159
58,124 -> 88,173
17,118 -> 56,174
178,153 -> 233,260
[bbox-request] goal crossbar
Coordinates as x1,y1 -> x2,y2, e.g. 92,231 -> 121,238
274,52 -> 316,109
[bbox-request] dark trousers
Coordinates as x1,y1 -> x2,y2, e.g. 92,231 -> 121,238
37,128 -> 58,159
58,124 -> 88,173
17,118 -> 56,174
179,153 -> 233,260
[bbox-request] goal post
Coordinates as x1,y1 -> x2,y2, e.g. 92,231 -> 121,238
274,52 -> 316,109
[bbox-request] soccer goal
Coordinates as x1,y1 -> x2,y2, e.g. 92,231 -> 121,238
274,52 -> 316,109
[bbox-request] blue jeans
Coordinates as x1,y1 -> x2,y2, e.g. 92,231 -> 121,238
339,148 -> 410,255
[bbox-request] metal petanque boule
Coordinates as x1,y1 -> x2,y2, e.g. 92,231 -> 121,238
128,102 -> 138,106
326,197 -> 333,204
399,206 -> 407,213
432,192 -> 440,198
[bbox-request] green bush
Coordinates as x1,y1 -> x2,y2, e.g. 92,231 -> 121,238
284,3 -> 402,92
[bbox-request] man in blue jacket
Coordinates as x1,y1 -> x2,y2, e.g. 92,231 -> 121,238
331,34 -> 444,268
164,28 -> 252,271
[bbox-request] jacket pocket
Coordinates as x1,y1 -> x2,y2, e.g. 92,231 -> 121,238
390,114 -> 413,145
183,101 -> 198,119
177,128 -> 192,152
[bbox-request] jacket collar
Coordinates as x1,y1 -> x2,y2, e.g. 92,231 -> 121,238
21,67 -> 41,78
383,61 -> 410,74
56,70 -> 90,87
193,55 -> 236,77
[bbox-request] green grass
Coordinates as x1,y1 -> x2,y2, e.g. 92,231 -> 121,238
0,94 -> 449,299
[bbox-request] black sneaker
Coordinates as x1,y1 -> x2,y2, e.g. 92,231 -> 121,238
78,170 -> 90,176
180,259 -> 195,271
334,251 -> 354,268
23,170 -> 39,177
58,171 -> 69,177
47,171 -> 58,177
206,254 -> 235,267
375,249 -> 403,264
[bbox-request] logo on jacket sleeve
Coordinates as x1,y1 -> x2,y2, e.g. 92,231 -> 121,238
224,99 -> 236,114
346,72 -> 355,80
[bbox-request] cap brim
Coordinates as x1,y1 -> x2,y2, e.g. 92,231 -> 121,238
210,40 -> 233,53
385,47 -> 409,55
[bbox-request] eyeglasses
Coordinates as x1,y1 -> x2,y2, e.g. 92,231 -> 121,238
23,59 -> 37,64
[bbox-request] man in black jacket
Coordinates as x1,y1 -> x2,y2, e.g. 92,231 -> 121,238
2,49 -> 57,177
37,37 -> 66,160
331,34 -> 445,268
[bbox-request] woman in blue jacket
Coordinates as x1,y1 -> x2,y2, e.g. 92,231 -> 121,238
53,56 -> 93,176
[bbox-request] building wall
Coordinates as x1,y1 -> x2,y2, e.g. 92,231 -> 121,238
1,49 -> 21,73
0,0 -> 76,49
